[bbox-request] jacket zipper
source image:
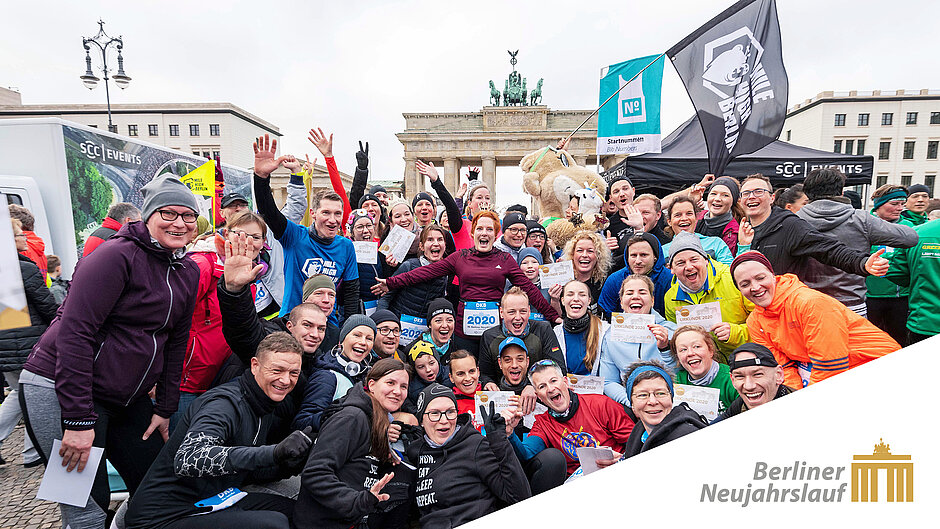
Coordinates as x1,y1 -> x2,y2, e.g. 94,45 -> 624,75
253,417 -> 262,445
127,262 -> 175,406
181,336 -> 197,386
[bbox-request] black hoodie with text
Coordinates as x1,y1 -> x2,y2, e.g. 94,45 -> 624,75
622,402 -> 707,458
405,414 -> 531,528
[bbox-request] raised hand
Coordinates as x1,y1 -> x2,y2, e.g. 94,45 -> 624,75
223,233 -> 264,292
303,154 -> 318,175
479,401 -> 508,438
710,322 -> 732,343
356,141 -> 369,170
623,204 -> 644,230
649,324 -> 670,349
370,472 -> 395,501
698,173 -> 716,187
738,221 -> 754,246
415,160 -> 440,182
467,167 -> 480,181
283,154 -> 302,173
253,134 -> 288,178
865,247 -> 889,277
604,230 -> 618,251
307,127 -> 334,158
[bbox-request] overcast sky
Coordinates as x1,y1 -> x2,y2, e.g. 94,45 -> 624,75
3,0 -> 939,208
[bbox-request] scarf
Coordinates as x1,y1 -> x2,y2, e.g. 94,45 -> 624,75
686,360 -> 720,387
548,390 -> 580,422
677,274 -> 707,295
424,423 -> 462,448
563,312 -> 590,335
238,369 -> 277,417
702,211 -> 732,237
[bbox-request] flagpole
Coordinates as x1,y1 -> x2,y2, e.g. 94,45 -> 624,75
562,51 -> 668,146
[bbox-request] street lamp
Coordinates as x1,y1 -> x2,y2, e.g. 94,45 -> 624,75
80,19 -> 131,131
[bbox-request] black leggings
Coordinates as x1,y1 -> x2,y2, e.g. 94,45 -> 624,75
866,296 -> 909,347
163,493 -> 293,529
523,447 -> 567,495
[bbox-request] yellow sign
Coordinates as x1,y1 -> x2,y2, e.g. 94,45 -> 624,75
180,160 -> 216,229
851,438 -> 913,502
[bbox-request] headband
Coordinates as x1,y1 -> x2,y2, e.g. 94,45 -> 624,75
625,366 -> 674,406
872,189 -> 908,210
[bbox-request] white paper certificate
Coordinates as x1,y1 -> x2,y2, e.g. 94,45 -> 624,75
567,374 -> 604,394
609,312 -> 655,343
674,301 -> 723,330
379,225 -> 416,263
353,240 -> 378,264
538,260 -> 574,291
474,391 -> 517,424
673,383 -> 720,422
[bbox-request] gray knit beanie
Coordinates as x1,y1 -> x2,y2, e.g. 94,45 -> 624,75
668,231 -> 708,265
340,314 -> 378,344
140,176 -> 200,222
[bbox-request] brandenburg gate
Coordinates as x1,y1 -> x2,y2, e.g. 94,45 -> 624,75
396,51 -> 617,204
851,439 -> 913,502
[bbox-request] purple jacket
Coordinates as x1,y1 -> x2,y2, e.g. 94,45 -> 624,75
24,222 -> 199,430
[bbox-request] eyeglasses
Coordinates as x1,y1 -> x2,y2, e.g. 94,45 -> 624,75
377,327 -> 401,337
527,233 -> 545,240
425,409 -> 458,422
631,390 -> 671,402
157,209 -> 198,223
527,358 -> 559,376
740,189 -> 769,199
505,227 -> 527,235
228,229 -> 264,242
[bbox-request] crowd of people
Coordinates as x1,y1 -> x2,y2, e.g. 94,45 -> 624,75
2,130 -> 939,529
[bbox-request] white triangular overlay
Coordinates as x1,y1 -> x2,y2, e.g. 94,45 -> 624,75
467,335 -> 939,527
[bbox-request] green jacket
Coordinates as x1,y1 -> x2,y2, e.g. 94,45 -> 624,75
675,362 -> 738,416
866,212 -> 915,298
885,219 -> 940,335
900,210 -> 927,226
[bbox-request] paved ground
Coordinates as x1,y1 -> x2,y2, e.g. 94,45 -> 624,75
0,424 -> 60,529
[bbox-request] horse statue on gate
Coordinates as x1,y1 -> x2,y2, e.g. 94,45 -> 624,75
489,80 -> 501,106
530,78 -> 543,105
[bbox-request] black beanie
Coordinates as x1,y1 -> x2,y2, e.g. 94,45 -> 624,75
415,383 -> 458,420
412,192 -> 435,209
370,309 -> 399,328
426,298 -> 455,322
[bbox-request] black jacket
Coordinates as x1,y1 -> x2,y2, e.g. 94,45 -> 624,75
0,255 -> 58,372
376,256 -> 448,319
294,383 -> 386,529
715,385 -> 794,422
291,349 -> 369,432
125,372 -> 293,529
606,213 -> 637,274
749,207 -> 869,279
478,321 -> 564,387
405,415 -> 531,528
622,402 -> 707,458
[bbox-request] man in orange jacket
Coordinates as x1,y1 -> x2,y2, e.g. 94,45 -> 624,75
730,251 -> 900,388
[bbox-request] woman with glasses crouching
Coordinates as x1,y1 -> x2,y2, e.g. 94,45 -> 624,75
404,383 -> 530,528
622,360 -> 707,458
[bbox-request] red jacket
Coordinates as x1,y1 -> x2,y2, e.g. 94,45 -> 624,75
20,230 -> 47,280
386,248 -> 559,338
82,217 -> 123,257
179,251 -> 233,393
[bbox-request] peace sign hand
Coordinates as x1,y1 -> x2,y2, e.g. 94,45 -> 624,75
356,141 -> 369,170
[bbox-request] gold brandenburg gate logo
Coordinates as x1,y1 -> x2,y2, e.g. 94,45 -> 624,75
851,439 -> 913,502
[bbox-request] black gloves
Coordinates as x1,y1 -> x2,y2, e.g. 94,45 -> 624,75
273,426 -> 313,464
467,167 -> 480,181
478,401 -> 506,440
356,141 -> 369,170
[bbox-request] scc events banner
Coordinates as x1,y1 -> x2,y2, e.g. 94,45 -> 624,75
597,54 -> 664,155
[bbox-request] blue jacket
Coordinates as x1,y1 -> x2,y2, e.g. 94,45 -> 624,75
598,308 -> 677,406
292,349 -> 369,432
599,232 -> 673,316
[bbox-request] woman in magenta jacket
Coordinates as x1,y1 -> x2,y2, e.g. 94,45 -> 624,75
373,211 -> 559,356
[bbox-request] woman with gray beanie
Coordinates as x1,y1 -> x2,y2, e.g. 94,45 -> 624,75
20,175 -> 201,529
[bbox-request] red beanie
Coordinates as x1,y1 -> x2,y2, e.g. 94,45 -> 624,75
730,251 -> 775,286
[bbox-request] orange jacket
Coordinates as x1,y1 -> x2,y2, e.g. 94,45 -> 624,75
20,230 -> 47,280
746,274 -> 899,388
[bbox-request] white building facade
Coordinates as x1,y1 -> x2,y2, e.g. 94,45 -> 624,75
782,89 -> 940,197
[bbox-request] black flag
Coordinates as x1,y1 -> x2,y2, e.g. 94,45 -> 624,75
668,0 -> 788,175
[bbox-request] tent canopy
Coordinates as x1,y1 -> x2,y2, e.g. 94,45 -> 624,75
601,115 -> 873,194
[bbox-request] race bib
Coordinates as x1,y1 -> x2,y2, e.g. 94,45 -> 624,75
195,487 -> 246,513
364,300 -> 378,317
462,301 -> 499,336
529,310 -> 545,322
399,315 -> 428,347
253,281 -> 272,312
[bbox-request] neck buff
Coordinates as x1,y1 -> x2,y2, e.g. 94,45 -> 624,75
548,390 -> 580,422
308,226 -> 334,245
424,422 -> 461,448
686,359 -> 720,387
563,312 -> 590,334
238,369 -> 277,417
702,211 -> 732,237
